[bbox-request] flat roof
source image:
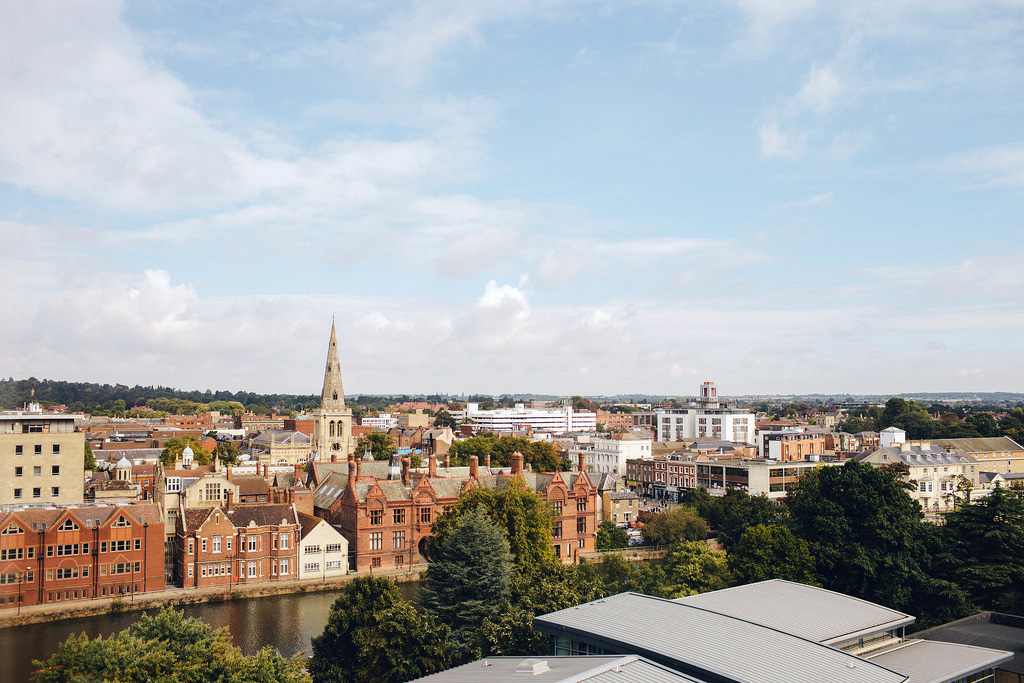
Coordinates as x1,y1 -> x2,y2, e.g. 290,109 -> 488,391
534,592 -> 908,683
865,639 -> 1012,683
413,655 -> 705,682
674,580 -> 915,645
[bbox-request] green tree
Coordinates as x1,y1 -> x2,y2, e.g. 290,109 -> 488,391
421,506 -> 514,641
728,524 -> 819,585
31,607 -> 308,683
640,506 -> 708,546
595,521 -> 630,549
660,540 -> 732,597
601,553 -> 669,597
715,493 -> 788,549
431,479 -> 555,572
309,575 -> 450,683
83,441 -> 97,471
355,431 -> 397,461
159,436 -> 211,466
213,440 -> 242,465
939,486 -> 1024,613
432,409 -> 457,430
786,460 -> 931,613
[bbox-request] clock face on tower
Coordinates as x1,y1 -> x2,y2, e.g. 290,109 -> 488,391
331,442 -> 341,451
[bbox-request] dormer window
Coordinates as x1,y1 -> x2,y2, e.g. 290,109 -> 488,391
112,516 -> 131,528
58,519 -> 79,531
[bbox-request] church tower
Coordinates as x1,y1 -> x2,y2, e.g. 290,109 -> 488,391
312,320 -> 354,462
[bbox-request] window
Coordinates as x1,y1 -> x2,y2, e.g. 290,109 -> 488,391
0,548 -> 24,560
14,467 -> 22,477
304,562 -> 320,573
305,545 -> 321,555
326,543 -> 342,553
577,518 -> 586,534
212,536 -> 222,553
248,561 -> 258,577
553,521 -> 562,538
52,444 -> 60,455
393,530 -> 406,549
204,482 -> 221,502
202,539 -> 208,553
51,487 -> 60,497
1,524 -> 22,535
58,519 -> 78,531
51,465 -> 60,475
14,445 -> 22,455
370,532 -> 383,550
369,509 -> 383,526
226,537 -> 232,551
33,466 -> 42,476
33,488 -> 41,498
34,445 -> 42,455
280,534 -> 289,550
188,539 -> 194,555
393,508 -> 406,524
248,536 -> 258,552
112,516 -> 131,528
166,478 -> 181,493
279,559 -> 289,575
553,500 -> 563,514
395,555 -> 404,568
577,498 -> 586,512
326,560 -> 341,570
418,507 -> 432,525
370,557 -> 381,569
13,489 -> 21,499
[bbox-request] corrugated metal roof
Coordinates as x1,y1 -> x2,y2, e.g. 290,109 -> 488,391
675,580 -> 915,645
932,436 -> 1024,454
535,593 -> 908,683
865,639 -> 1012,683
412,655 -> 705,682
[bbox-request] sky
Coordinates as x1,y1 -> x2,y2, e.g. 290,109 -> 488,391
2,1 -> 1024,398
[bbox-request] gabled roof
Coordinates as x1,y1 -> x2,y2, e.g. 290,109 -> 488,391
932,436 -> 1024,454
234,475 -> 271,497
223,504 -> 297,528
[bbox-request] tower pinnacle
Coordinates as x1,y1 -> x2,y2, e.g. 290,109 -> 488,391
321,320 -> 346,410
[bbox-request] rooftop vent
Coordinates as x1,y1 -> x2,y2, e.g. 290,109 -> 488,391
515,659 -> 550,675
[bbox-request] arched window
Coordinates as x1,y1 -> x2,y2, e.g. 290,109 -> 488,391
333,392 -> 338,401
330,421 -> 335,437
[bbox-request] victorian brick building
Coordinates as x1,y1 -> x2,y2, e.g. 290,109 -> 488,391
0,502 -> 163,608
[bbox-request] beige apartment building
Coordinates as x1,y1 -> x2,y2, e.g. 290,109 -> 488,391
1,410 -> 85,506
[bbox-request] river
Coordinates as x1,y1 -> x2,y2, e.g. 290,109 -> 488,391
0,583 -> 420,682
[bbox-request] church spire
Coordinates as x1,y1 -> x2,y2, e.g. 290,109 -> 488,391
321,320 -> 346,410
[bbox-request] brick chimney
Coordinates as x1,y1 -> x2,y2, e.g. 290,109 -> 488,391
402,457 -> 410,486
485,453 -> 491,470
444,454 -> 450,469
293,462 -> 303,486
470,455 -> 478,479
355,458 -> 362,482
226,465 -> 232,481
225,490 -> 234,511
428,454 -> 437,477
263,463 -> 269,479
511,451 -> 524,475
578,452 -> 586,473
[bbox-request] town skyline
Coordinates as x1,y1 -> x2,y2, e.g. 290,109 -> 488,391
3,3 -> 1024,396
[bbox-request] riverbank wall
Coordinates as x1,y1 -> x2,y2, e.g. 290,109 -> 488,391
0,564 -> 428,629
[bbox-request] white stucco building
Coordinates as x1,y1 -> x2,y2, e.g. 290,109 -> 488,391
298,511 -> 349,579
656,382 -> 755,445
583,434 -> 653,475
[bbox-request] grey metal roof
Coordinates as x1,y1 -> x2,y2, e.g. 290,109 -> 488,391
674,580 -> 915,645
534,592 -> 908,683
865,639 -> 1012,683
932,436 -> 1023,454
412,655 -> 705,682
912,612 -> 1024,675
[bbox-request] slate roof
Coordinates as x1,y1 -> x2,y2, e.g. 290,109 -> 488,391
932,436 -> 1024,454
857,445 -> 973,467
1,502 -> 162,531
233,475 -> 271,497
224,504 -> 297,528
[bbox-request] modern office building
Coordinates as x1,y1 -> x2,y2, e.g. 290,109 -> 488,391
1,409 -> 85,506
656,382 -> 754,445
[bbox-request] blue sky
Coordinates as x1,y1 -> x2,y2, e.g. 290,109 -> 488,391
2,0 -> 1023,397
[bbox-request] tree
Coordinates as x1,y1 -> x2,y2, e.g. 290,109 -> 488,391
595,521 -> 630,549
715,493 -> 788,550
432,479 -> 555,572
421,506 -> 514,641
432,409 -> 457,430
728,524 -> 819,585
786,459 -> 931,613
659,540 -> 732,598
31,607 -> 308,683
355,431 -> 397,461
83,441 -> 97,471
213,440 -> 242,465
939,486 -> 1024,613
309,575 -> 450,683
159,436 -> 211,466
640,506 -> 708,546
601,553 -> 669,597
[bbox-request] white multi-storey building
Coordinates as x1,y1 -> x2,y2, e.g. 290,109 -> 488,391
583,434 -> 653,475
360,414 -> 398,430
656,381 -> 755,445
452,402 -> 597,434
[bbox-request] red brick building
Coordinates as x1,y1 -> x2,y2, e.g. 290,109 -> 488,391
313,452 -> 597,572
175,502 -> 299,588
0,503 -> 164,609
626,455 -> 698,503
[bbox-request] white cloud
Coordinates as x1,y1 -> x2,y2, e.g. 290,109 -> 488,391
758,122 -> 806,159
790,64 -> 845,114
942,141 -> 1024,188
